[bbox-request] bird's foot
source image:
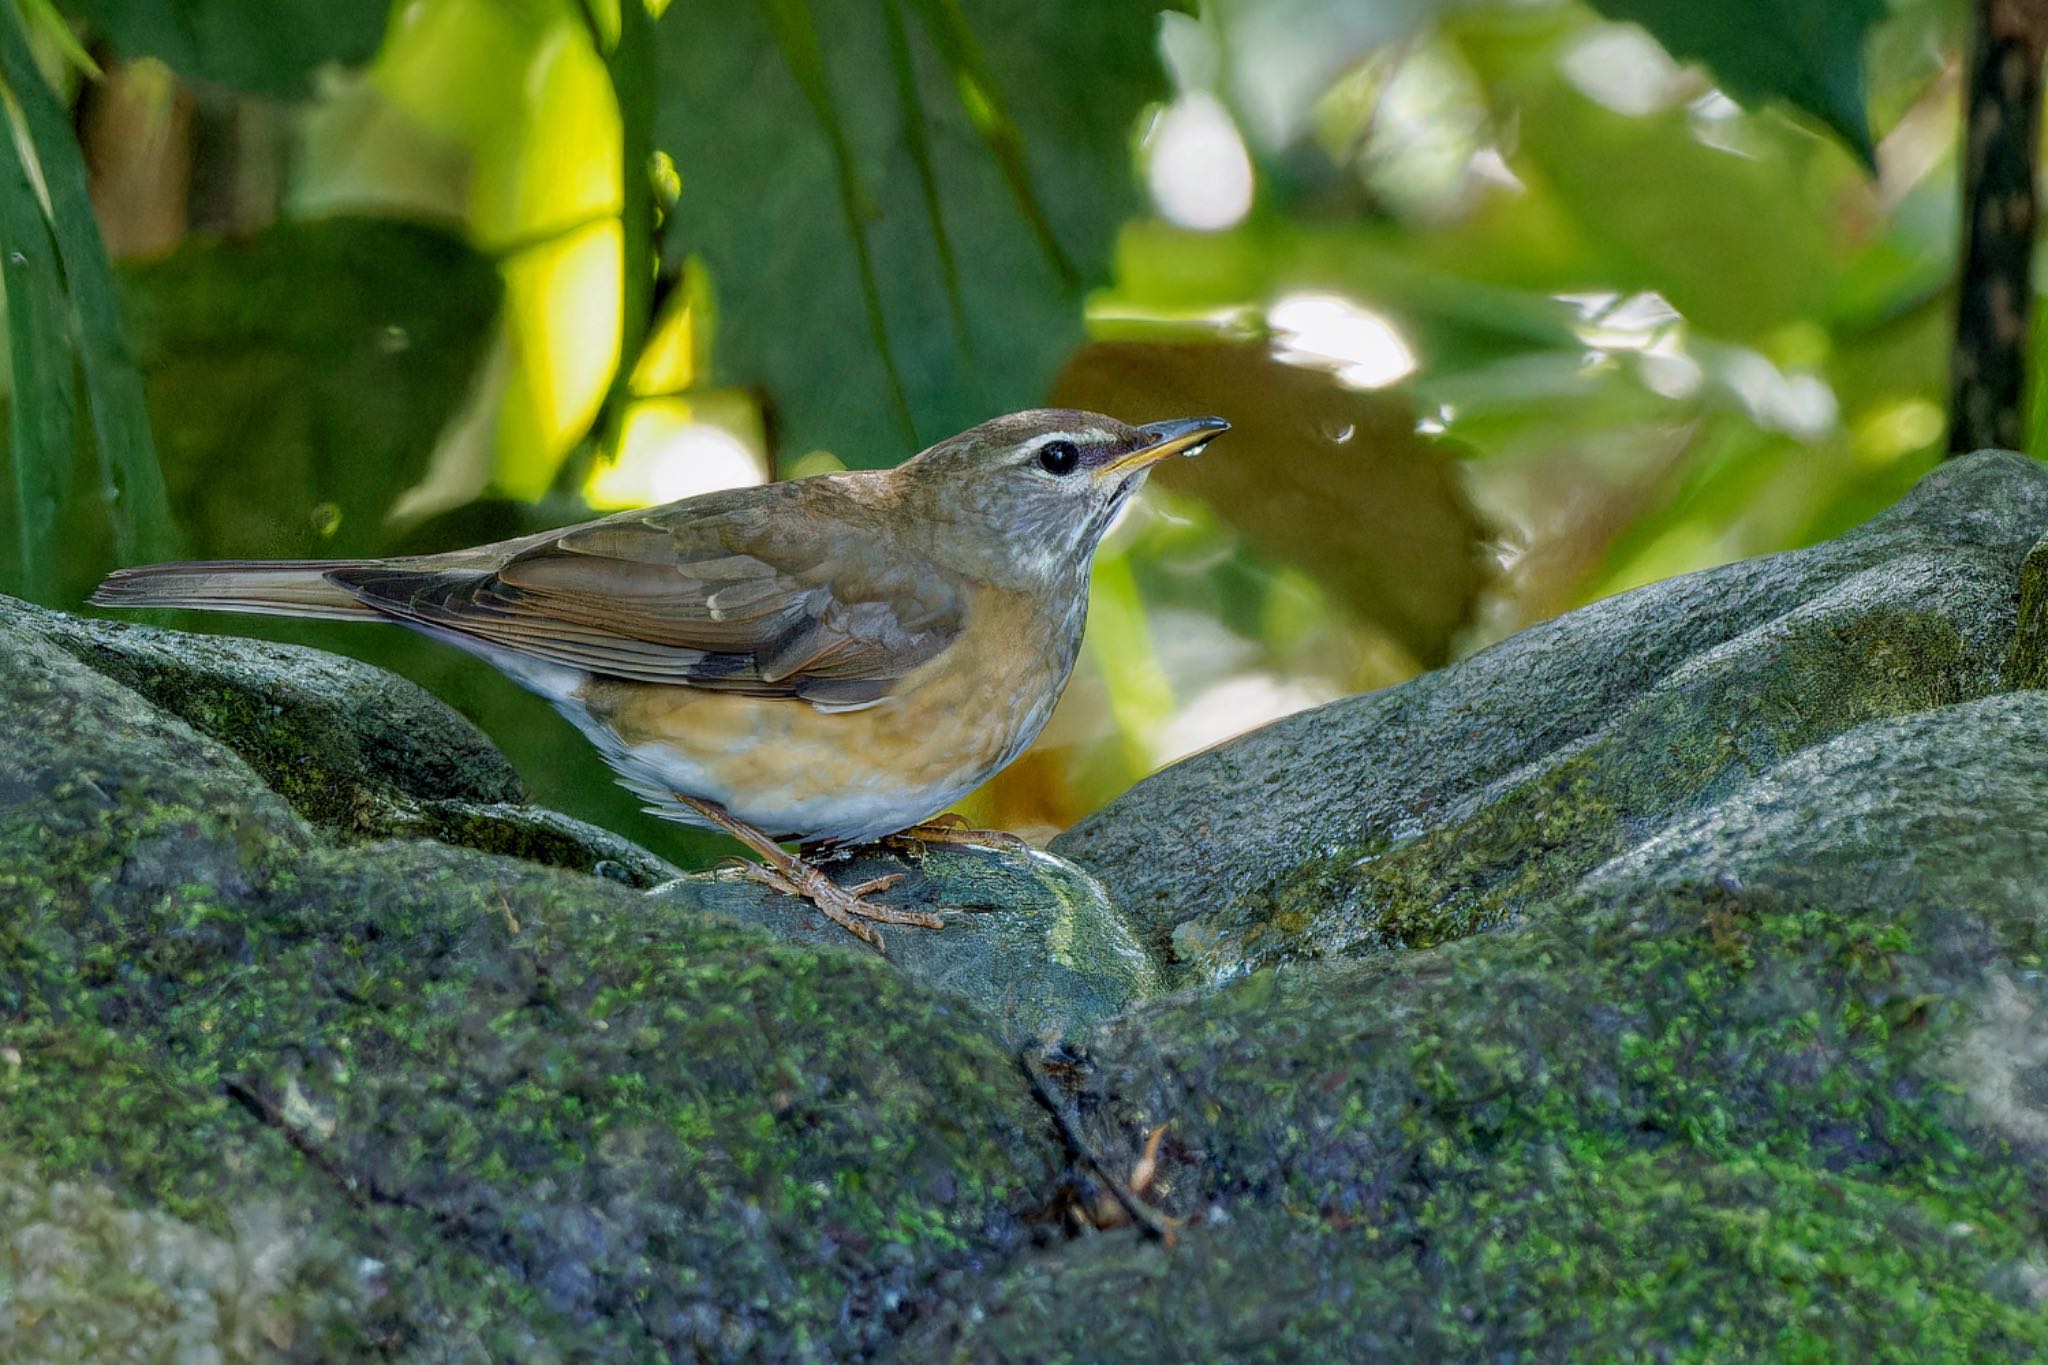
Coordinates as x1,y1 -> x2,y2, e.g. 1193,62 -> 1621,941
674,791 -> 943,952
883,813 -> 1031,854
740,860 -> 940,950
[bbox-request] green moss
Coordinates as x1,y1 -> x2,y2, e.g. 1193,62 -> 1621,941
1192,604 -> 1977,981
0,613 -> 1067,1359
997,685 -> 2048,1353
410,798 -> 681,887
903,1151 -> 2048,1362
657,845 -> 1161,1046
2003,534 -> 2048,689
0,1159 -> 385,1363
12,605 -> 697,890
13,454 -> 2048,1357
1066,454 -> 2046,986
6,833 -> 1066,1358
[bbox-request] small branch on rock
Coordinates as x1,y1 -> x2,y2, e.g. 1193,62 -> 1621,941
225,1076 -> 453,1227
1019,1049 -> 1182,1244
224,1079 -> 372,1210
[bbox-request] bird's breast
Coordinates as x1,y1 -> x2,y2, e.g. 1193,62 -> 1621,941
575,581 -> 1084,842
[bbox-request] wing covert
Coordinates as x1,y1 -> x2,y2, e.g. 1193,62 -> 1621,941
328,485 -> 966,704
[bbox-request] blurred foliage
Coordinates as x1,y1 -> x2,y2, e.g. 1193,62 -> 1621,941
127,218 -> 501,558
654,0 -> 1167,463
66,0 -> 386,95
0,0 -> 2007,861
1055,339 -> 1487,664
1584,0 -> 1886,162
0,0 -> 172,600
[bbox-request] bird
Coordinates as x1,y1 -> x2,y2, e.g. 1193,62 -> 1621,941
92,408 -> 1229,947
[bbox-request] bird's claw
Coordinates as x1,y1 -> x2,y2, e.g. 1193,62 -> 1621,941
741,863 -> 939,951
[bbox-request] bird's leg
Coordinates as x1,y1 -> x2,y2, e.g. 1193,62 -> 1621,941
882,812 -> 1031,854
673,794 -> 942,949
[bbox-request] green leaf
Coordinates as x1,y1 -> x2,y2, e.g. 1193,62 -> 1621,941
64,0 -> 391,97
651,0 -> 1168,466
120,218 -> 501,558
571,0 -> 658,493
0,105 -> 78,603
0,0 -> 173,565
1582,0 -> 1882,166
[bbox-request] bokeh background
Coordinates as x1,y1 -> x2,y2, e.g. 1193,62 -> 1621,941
0,0 -> 1977,864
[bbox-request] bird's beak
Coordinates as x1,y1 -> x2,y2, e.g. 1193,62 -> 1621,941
1096,415 -> 1231,479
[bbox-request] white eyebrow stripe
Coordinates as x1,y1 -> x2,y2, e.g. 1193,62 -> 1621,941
1024,429 -> 1115,451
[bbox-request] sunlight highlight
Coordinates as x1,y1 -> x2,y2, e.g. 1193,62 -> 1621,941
1268,293 -> 1417,389
1147,93 -> 1254,231
498,219 -> 623,496
1559,24 -> 1690,117
586,402 -> 767,510
1154,673 -> 1337,765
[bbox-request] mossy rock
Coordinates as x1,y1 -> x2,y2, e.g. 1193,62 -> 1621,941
20,601 -> 681,888
0,1162 -> 378,1362
0,608 -> 1067,1359
11,449 -> 2048,1357
936,693 -> 2048,1360
14,589 -> 1157,1039
1055,450 -> 2048,986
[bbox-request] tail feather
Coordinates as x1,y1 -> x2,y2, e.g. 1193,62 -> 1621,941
89,559 -> 383,621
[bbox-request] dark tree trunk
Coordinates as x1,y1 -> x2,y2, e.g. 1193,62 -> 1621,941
1949,0 -> 2048,456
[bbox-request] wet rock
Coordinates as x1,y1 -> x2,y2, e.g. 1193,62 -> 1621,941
34,603 -> 523,813
22,602 -> 684,889
655,843 -> 1160,1045
12,449 -> 2048,1359
414,798 -> 683,889
0,1163 -> 377,1362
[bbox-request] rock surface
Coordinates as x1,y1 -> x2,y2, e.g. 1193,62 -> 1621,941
915,692 -> 2048,1359
7,450 -> 2048,1358
1054,450 -> 2048,986
22,602 -> 679,888
654,845 -> 1158,1046
0,605 -> 1066,1358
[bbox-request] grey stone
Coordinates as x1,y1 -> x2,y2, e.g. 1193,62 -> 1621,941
938,692 -> 2048,1361
1055,450 -> 2048,986
21,602 -> 687,889
12,449 -> 2048,1359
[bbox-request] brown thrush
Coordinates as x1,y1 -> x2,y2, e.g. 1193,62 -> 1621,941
92,409 -> 1229,947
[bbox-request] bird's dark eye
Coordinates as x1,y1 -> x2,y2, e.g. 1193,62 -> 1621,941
1037,440 -> 1081,476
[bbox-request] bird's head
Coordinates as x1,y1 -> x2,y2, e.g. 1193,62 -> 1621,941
894,408 -> 1228,586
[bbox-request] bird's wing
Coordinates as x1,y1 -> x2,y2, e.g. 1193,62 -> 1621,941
327,483 -> 967,705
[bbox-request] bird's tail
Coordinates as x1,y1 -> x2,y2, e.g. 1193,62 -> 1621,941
89,559 -> 382,621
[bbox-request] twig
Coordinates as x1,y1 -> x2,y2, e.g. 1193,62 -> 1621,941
1019,1049 -> 1180,1243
